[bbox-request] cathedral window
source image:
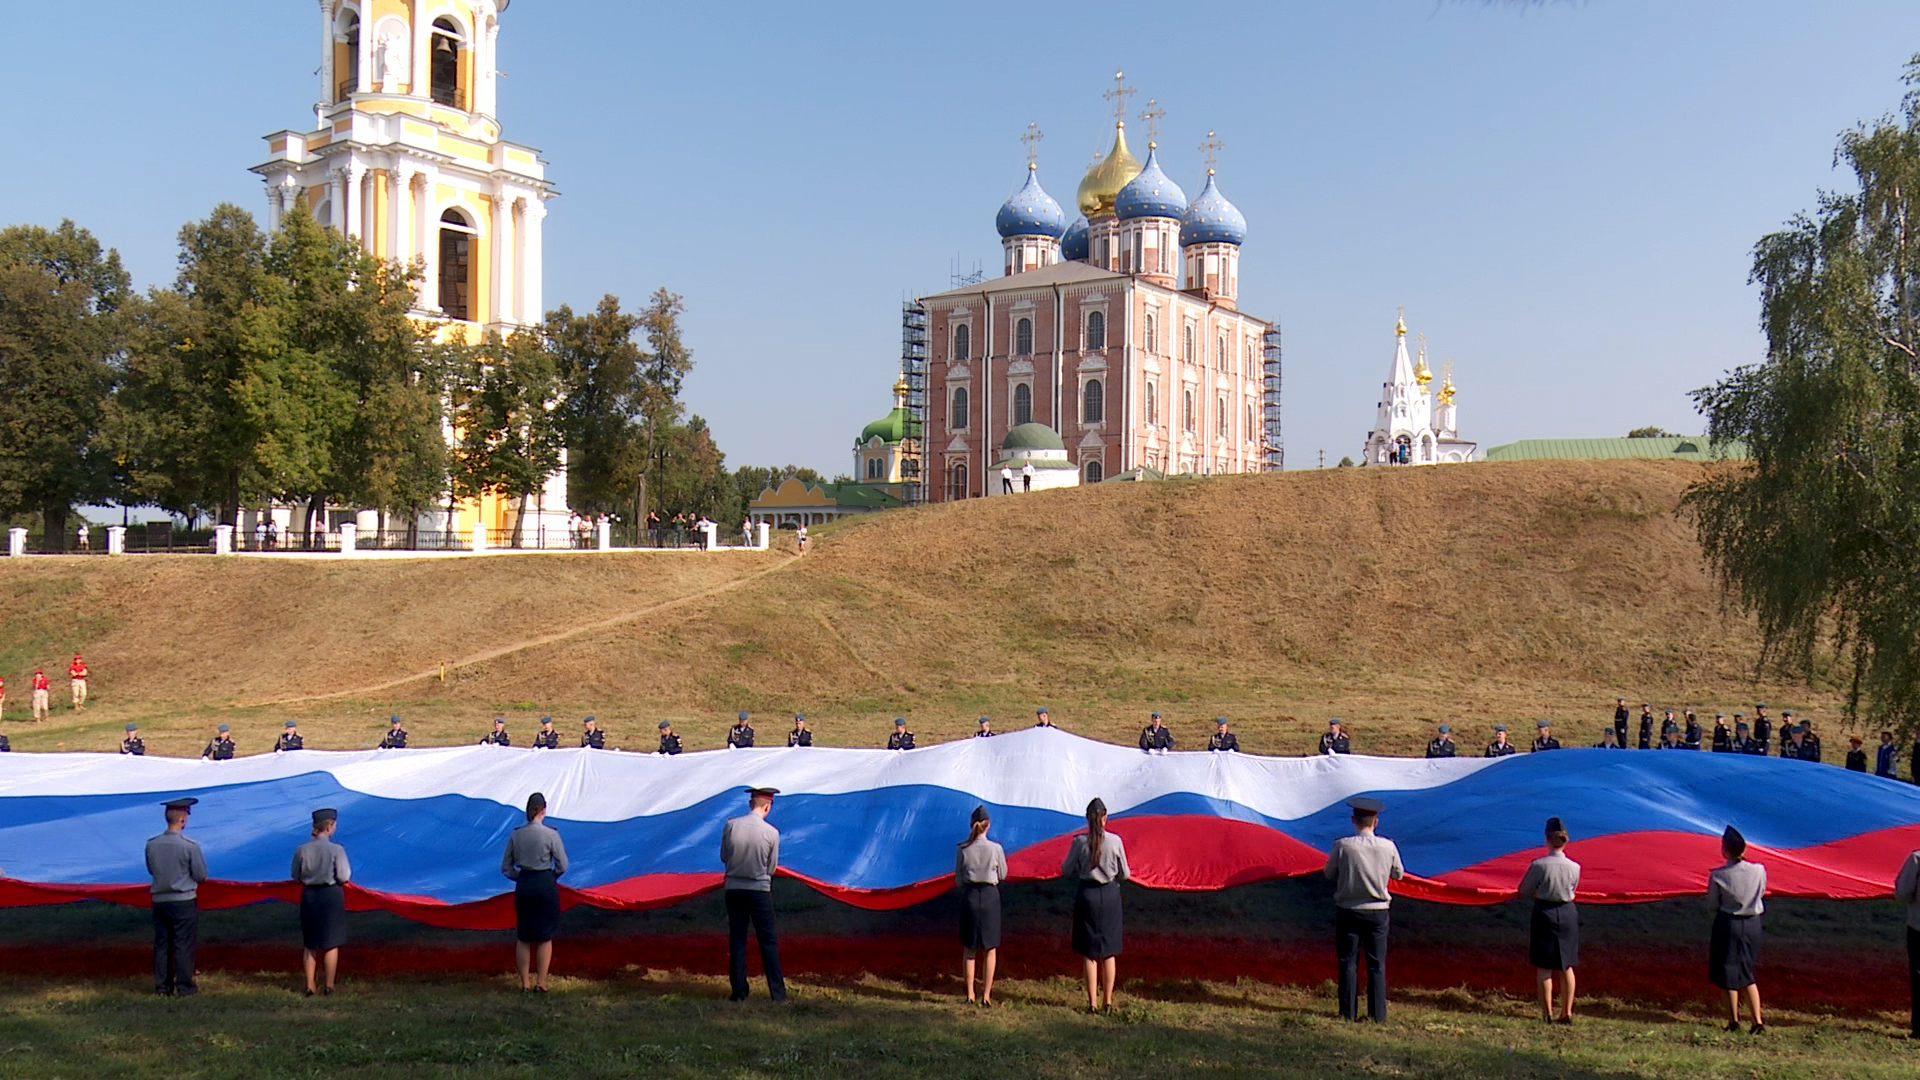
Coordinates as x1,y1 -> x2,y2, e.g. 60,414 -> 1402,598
1218,333 -> 1229,373
1144,313 -> 1157,354
339,12 -> 361,101
1245,341 -> 1256,373
1013,383 -> 1032,426
953,324 -> 970,361
1183,389 -> 1195,433
431,18 -> 465,108
949,462 -> 970,500
1085,460 -> 1104,484
1131,233 -> 1142,273
951,387 -> 969,430
1145,382 -> 1158,427
1217,396 -> 1229,438
1183,324 -> 1195,364
1086,311 -> 1105,350
1247,403 -> 1256,442
866,458 -> 881,480
1015,317 -> 1032,357
1082,380 -> 1104,425
438,208 -> 475,321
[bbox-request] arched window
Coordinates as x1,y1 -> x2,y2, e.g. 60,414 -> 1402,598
1183,324 -> 1195,364
438,208 -> 475,321
1245,341 -> 1256,372
1183,389 -> 1195,433
1218,395 -> 1229,437
1247,403 -> 1256,442
1145,381 -> 1158,427
951,387 -> 969,430
865,457 -> 882,480
1013,382 -> 1032,426
339,13 -> 361,100
1086,311 -> 1105,350
953,324 -> 970,361
949,462 -> 970,501
1015,317 -> 1033,356
1082,379 -> 1104,424
1144,313 -> 1157,354
431,18 -> 465,108
1218,333 -> 1229,372
1085,460 -> 1104,484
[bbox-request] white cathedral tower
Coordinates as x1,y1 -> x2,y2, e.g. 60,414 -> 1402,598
1362,314 -> 1478,465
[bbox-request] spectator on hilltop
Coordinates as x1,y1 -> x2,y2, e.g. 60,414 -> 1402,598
1846,737 -> 1868,773
1612,698 -> 1630,748
1877,731 -> 1899,779
30,668 -> 50,722
68,655 -> 89,712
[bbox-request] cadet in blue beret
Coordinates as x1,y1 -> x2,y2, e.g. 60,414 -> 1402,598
1425,724 -> 1456,759
120,723 -> 145,756
1487,725 -> 1516,757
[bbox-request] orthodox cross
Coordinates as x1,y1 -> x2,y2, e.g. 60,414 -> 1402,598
1021,122 -> 1044,168
1103,71 -> 1135,126
1138,99 -> 1165,144
1199,130 -> 1224,171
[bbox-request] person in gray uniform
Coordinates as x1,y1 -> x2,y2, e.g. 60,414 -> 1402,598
292,807 -> 351,996
956,804 -> 1007,1006
721,787 -> 787,1002
1061,797 -> 1130,1012
501,792 -> 568,992
1707,825 -> 1768,1034
1324,796 -> 1404,1023
145,797 -> 208,996
1894,845 -> 1920,1039
1518,816 -> 1581,1023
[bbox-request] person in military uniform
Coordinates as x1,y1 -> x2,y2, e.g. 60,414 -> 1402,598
146,797 -> 208,996
276,720 -> 304,752
1895,845 -> 1920,1038
1777,711 -> 1797,757
1319,719 -> 1352,756
1800,718 -> 1823,762
1659,725 -> 1685,749
379,715 -> 408,750
1752,705 -> 1772,756
580,716 -> 606,750
721,787 -> 788,1002
1877,731 -> 1899,779
1034,707 -> 1055,728
202,723 -> 235,760
121,723 -> 146,756
1594,727 -> 1620,749
1425,724 -> 1457,758
0,734 -> 10,752
788,715 -> 813,747
1487,724 -> 1516,757
1209,717 -> 1240,752
481,716 -> 512,746
1139,713 -> 1174,753
1786,724 -> 1821,762
1613,698 -> 1630,748
292,807 -> 351,996
1324,796 -> 1404,1022
888,717 -> 916,750
974,716 -> 996,738
1661,710 -> 1680,742
1711,713 -> 1732,753
727,712 -> 756,749
1531,721 -> 1560,752
657,720 -> 683,755
1637,704 -> 1654,750
1729,721 -> 1756,754
1846,737 -> 1869,772
1683,712 -> 1703,750
531,716 -> 560,749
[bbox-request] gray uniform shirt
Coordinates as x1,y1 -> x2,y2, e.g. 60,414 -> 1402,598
1517,850 -> 1580,903
721,813 -> 780,891
290,837 -> 352,886
1059,832 -> 1130,884
1324,831 -> 1405,911
1707,859 -> 1767,916
500,821 -> 568,880
1892,851 -> 1920,931
956,838 -> 1008,885
144,831 -> 208,903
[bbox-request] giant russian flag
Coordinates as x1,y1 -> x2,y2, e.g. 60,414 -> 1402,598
0,729 -> 1913,929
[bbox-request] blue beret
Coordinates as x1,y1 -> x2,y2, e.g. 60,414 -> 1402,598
894,717 -> 906,726
285,720 -> 298,728
217,724 -> 230,732
125,723 -> 138,732
738,711 -> 750,721
1495,724 -> 1509,732
1437,724 -> 1451,733
657,720 -> 671,729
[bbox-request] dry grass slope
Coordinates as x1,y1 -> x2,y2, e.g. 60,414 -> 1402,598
0,460 -> 1841,756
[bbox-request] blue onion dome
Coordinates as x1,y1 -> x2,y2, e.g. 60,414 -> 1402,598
1061,215 -> 1090,261
1180,171 -> 1247,246
995,165 -> 1067,239
1115,146 -> 1188,221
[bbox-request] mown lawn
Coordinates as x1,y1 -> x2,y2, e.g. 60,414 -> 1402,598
0,970 -> 1911,1080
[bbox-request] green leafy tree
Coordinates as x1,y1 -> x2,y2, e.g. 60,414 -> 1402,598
634,288 -> 695,524
450,329 -> 564,547
547,295 -> 646,517
0,221 -> 129,550
1688,56 -> 1920,735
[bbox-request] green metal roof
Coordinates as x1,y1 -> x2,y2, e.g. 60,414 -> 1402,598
822,483 -> 907,510
1483,436 -> 1749,462
1001,423 -> 1065,451
856,407 -> 914,447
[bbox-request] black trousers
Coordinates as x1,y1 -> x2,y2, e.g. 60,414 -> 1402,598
152,900 -> 198,995
1908,926 -> 1919,1036
726,889 -> 787,1002
1001,477 -> 1012,493
1335,907 -> 1389,1022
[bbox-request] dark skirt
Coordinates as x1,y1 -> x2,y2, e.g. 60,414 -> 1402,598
1708,911 -> 1761,990
1528,900 -> 1579,971
299,883 -> 347,952
1071,879 -> 1122,960
514,869 -> 561,944
959,882 -> 1001,952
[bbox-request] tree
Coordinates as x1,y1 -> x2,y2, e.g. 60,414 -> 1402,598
450,329 -> 564,547
0,221 -> 129,550
1336,456 -> 1355,467
1687,55 -> 1920,736
1626,426 -> 1679,438
547,295 -> 647,517
633,288 -> 695,524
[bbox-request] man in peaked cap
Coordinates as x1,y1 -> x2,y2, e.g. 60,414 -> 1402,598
1711,713 -> 1733,753
379,715 -> 408,750
720,786 -> 787,1002
1531,721 -> 1560,752
1637,704 -> 1655,750
1324,796 -> 1404,1022
1209,717 -> 1240,753
1752,704 -> 1773,756
1612,698 -> 1630,749
657,720 -> 683,756
202,723 -> 235,761
887,717 -> 915,751
727,711 -> 756,749
531,716 -> 560,749
1486,724 -> 1516,757
120,723 -> 146,756
276,720 -> 304,752
1425,724 -> 1456,759
1139,712 -> 1174,753
1319,719 -> 1352,756
146,797 -> 208,995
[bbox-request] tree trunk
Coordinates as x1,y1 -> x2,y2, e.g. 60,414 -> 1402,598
224,468 -> 242,528
635,470 -> 648,545
41,503 -> 68,554
305,494 -> 325,550
510,492 -> 529,549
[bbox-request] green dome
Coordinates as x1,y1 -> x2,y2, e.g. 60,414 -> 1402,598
1000,423 -> 1065,451
857,407 -> 911,447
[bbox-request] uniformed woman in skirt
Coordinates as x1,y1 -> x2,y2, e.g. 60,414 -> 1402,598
291,807 -> 352,996
1707,824 -> 1767,1033
956,805 -> 1007,1005
1517,816 -> 1581,1022
1060,797 -> 1130,1012
501,792 -> 570,992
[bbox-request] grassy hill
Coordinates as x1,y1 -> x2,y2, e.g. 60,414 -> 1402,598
0,460 -> 1843,757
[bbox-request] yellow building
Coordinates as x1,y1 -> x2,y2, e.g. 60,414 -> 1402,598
250,0 -> 569,544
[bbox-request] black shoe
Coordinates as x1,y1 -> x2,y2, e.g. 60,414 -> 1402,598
1750,1023 -> 1766,1035
305,989 -> 315,998
1726,1021 -> 1741,1032
155,988 -> 172,997
322,987 -> 333,997
174,987 -> 197,998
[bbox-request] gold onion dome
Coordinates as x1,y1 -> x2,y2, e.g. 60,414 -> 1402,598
892,377 -> 909,395
1414,358 -> 1433,386
1076,122 -> 1144,218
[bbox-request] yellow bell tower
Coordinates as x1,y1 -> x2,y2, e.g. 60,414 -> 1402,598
252,0 -> 553,331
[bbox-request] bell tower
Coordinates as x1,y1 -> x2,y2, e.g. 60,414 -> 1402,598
253,0 -> 552,331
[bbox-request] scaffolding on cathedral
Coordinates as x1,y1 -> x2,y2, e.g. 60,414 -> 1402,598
898,302 -> 929,505
1262,325 -> 1284,471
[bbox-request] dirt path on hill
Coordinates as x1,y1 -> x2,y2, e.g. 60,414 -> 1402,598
247,553 -> 800,707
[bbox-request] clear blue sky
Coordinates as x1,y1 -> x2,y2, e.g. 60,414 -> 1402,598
6,1 -> 1919,475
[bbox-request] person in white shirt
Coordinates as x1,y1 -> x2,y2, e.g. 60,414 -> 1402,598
795,523 -> 808,554
1021,461 -> 1034,491
1706,825 -> 1767,1034
1323,796 -> 1404,1022
1517,817 -> 1581,1023
1000,465 -> 1013,494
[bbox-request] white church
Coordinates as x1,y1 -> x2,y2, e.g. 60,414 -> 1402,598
1361,313 -> 1478,466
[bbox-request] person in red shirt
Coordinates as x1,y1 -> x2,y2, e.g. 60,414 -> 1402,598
68,655 -> 89,712
30,668 -> 51,721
